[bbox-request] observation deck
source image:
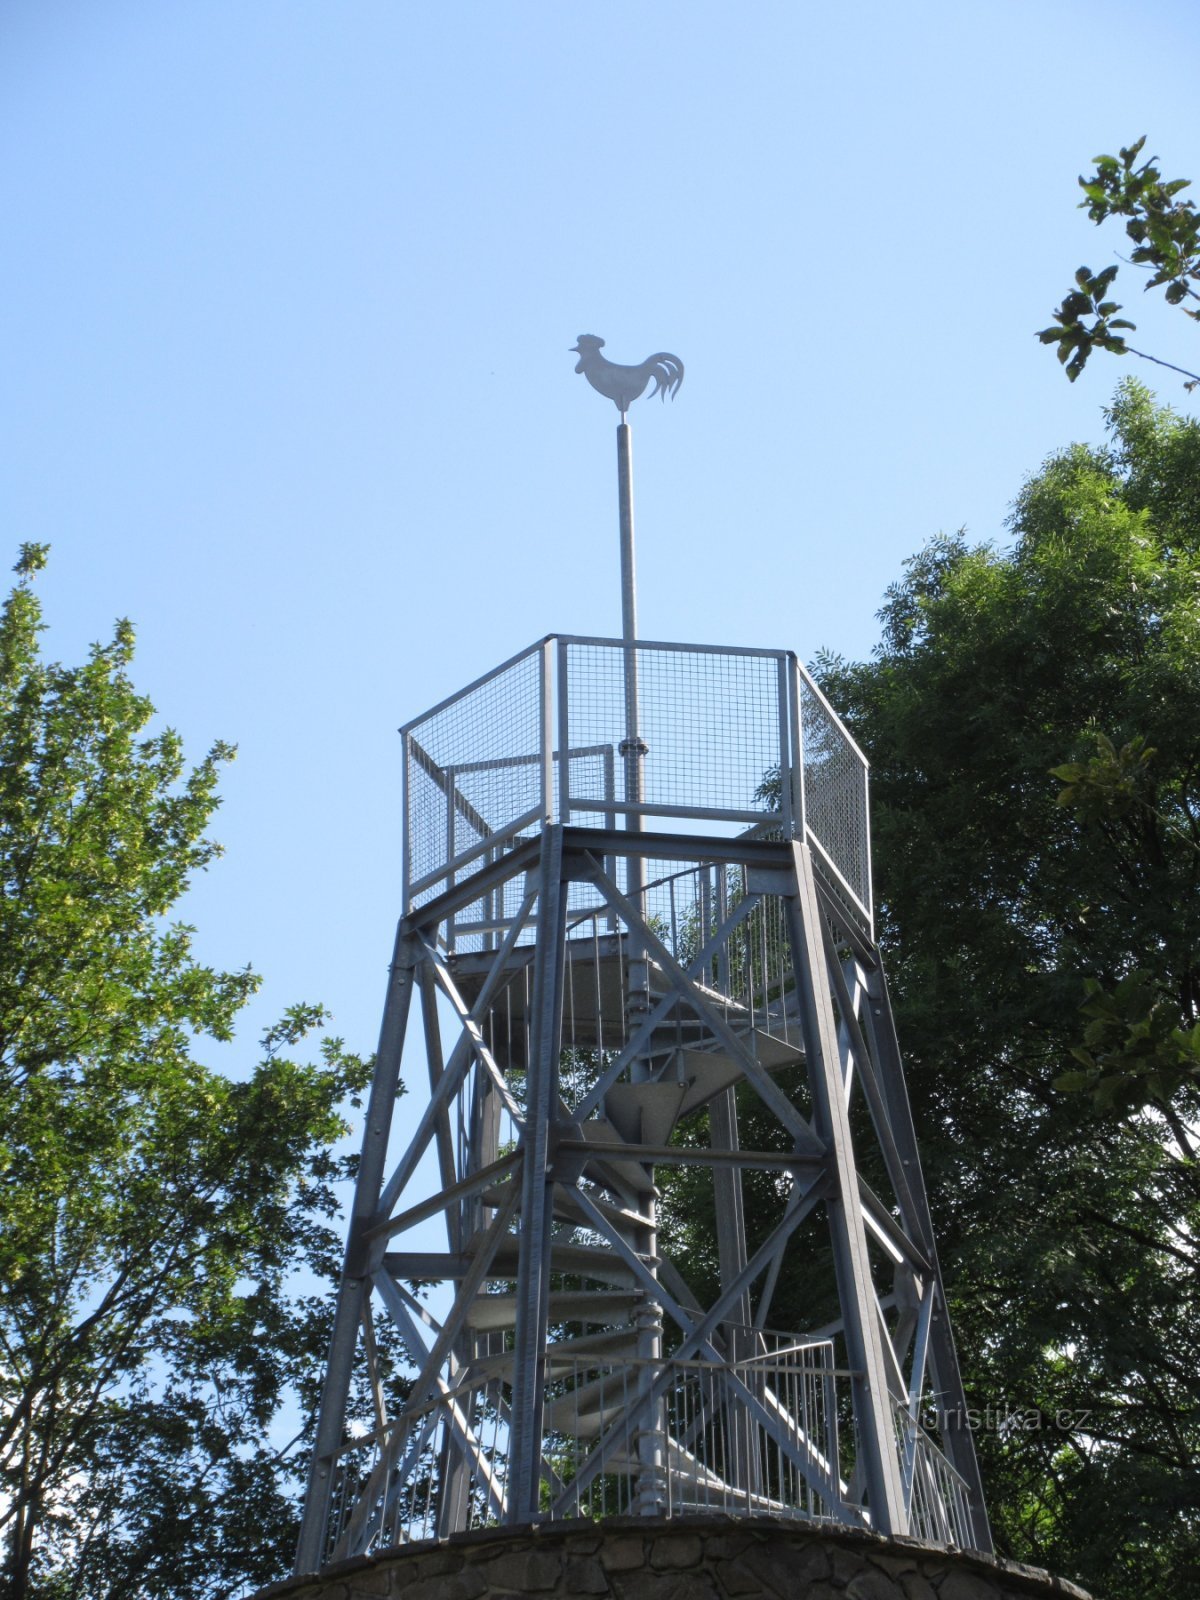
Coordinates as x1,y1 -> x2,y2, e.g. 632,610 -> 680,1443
402,634 -> 872,942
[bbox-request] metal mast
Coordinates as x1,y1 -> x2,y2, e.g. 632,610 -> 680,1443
293,340 -> 990,1574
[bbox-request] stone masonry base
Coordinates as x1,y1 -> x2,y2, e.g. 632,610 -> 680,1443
263,1517 -> 1094,1600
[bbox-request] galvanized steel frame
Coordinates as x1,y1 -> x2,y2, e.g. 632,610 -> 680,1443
295,823 -> 990,1571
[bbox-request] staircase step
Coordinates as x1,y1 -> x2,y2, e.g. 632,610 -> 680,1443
543,1327 -> 641,1365
551,1185 -> 652,1240
541,1372 -> 643,1435
605,1081 -> 689,1147
476,1178 -> 651,1242
465,1289 -> 642,1333
676,1034 -> 804,1120
485,1237 -> 640,1288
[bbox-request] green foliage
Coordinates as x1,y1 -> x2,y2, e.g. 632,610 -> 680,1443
1039,137 -> 1200,387
0,553 -> 373,1600
1056,971 -> 1200,1111
1050,731 -> 1156,823
812,383 -> 1200,1595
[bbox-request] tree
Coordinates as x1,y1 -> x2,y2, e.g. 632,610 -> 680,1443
0,546 -> 373,1600
811,382 -> 1200,1596
1040,137 -> 1200,388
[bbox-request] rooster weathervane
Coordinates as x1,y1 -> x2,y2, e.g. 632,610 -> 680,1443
571,335 -> 684,419
570,331 -> 684,817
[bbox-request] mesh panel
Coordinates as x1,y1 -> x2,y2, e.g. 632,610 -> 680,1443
405,647 -> 543,905
798,672 -> 870,912
564,642 -> 782,819
561,744 -> 617,827
406,751 -> 449,892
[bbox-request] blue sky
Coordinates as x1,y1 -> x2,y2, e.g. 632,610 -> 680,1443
2,0 -> 1198,1076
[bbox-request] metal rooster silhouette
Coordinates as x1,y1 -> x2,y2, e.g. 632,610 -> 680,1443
571,335 -> 684,418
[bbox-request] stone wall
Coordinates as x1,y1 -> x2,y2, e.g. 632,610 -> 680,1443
261,1517 -> 1094,1600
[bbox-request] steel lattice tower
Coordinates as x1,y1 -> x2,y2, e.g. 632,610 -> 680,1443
294,373 -> 991,1575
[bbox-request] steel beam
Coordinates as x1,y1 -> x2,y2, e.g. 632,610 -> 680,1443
784,841 -> 909,1537
508,824 -> 568,1519
294,927 -> 417,1574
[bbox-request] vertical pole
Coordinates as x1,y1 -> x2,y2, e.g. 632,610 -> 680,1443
616,417 -> 662,1512
617,418 -> 645,933
617,422 -> 638,671
617,421 -> 645,856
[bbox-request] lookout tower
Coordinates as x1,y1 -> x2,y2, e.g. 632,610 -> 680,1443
294,347 -> 991,1574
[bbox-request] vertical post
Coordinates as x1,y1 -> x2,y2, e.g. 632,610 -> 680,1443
401,731 -> 412,916
602,743 -> 618,929
861,754 -> 875,943
790,656 -> 807,843
541,638 -> 555,826
556,638 -> 570,828
444,767 -> 457,954
776,655 -> 793,838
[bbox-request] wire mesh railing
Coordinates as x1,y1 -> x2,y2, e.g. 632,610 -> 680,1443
402,635 -> 871,930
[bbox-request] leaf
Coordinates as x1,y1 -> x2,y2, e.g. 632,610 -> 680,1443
1053,1069 -> 1092,1093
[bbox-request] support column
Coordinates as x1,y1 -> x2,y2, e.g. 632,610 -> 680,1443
508,826 -> 568,1520
295,927 -> 417,1574
785,842 -> 909,1537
